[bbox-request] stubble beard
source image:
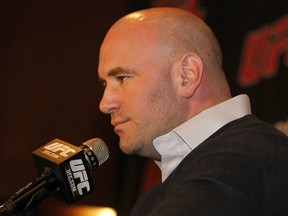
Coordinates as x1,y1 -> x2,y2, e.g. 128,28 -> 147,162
118,88 -> 183,160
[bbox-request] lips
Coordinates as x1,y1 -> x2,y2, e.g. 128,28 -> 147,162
111,120 -> 125,127
111,119 -> 128,132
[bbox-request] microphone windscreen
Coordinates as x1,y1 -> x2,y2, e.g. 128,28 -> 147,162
83,138 -> 109,167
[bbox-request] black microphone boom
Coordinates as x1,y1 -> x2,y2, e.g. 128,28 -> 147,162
0,138 -> 109,216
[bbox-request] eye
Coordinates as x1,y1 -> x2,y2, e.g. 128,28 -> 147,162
99,80 -> 107,89
117,76 -> 129,83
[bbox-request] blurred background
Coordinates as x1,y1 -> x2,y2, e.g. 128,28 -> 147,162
0,0 -> 287,216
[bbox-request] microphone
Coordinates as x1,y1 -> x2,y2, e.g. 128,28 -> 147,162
0,138 -> 109,216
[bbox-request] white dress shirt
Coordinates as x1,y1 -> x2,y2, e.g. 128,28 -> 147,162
153,94 -> 252,182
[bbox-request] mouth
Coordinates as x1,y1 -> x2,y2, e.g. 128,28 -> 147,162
111,120 -> 128,133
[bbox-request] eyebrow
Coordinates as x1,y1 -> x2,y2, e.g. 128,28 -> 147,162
98,67 -> 137,82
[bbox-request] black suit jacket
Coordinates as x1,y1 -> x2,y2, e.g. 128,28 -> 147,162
130,115 -> 288,216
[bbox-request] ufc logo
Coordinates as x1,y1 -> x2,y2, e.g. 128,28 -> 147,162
70,159 -> 90,195
238,15 -> 288,87
44,142 -> 76,157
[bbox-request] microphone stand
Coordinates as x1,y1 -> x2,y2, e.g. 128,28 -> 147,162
0,168 -> 56,216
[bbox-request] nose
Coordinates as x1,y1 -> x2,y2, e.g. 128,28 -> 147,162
99,85 -> 120,114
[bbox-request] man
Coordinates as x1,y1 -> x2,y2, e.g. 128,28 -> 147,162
98,7 -> 288,216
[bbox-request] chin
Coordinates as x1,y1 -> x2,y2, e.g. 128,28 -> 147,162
119,140 -> 135,155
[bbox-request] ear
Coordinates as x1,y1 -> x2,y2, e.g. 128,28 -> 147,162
179,53 -> 203,98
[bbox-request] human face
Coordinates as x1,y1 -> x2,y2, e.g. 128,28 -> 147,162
98,27 -> 182,159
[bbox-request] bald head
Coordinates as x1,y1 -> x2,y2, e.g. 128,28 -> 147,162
103,7 -> 223,72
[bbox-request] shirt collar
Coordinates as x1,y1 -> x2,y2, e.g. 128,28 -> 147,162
153,94 -> 252,182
